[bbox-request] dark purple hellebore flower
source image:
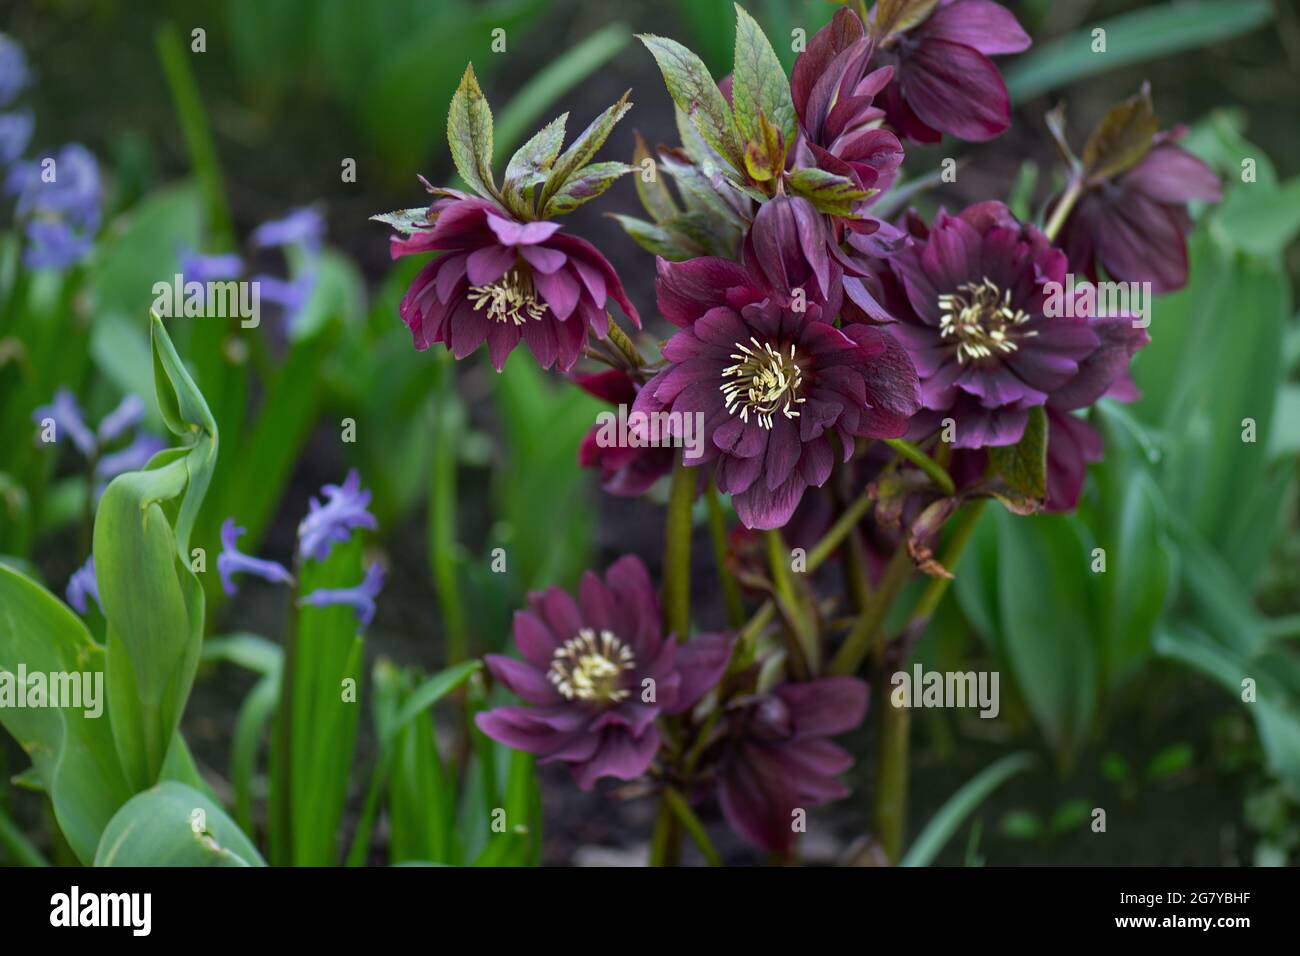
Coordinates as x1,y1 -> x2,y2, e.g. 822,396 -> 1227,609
391,194 -> 640,372
1055,128 -> 1221,294
714,677 -> 868,854
879,201 -> 1126,449
634,295 -> 920,530
871,0 -> 1030,143
476,556 -> 732,791
575,369 -> 675,497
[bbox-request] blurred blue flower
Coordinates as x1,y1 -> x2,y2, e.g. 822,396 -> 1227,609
0,109 -> 32,165
254,272 -> 316,332
252,206 -> 324,253
179,249 -> 244,282
96,394 -> 146,445
0,34 -> 29,107
300,562 -> 385,628
33,388 -> 96,455
7,143 -> 102,269
66,556 -> 102,615
95,433 -> 167,484
217,518 -> 293,597
297,469 -> 377,563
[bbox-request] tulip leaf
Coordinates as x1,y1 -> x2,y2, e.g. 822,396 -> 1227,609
447,64 -> 498,202
731,3 -> 795,150
639,34 -> 744,174
95,782 -> 265,866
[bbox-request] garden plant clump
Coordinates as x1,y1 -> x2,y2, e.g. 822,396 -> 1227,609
0,0 -> 1298,879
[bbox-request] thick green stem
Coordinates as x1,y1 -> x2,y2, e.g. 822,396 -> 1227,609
829,546 -> 913,676
663,458 -> 695,641
705,476 -> 745,627
1044,176 -> 1083,244
663,787 -> 722,866
884,439 -> 955,496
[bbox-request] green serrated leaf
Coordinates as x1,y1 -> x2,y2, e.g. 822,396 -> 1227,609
786,166 -> 871,216
447,64 -> 497,201
988,405 -> 1048,510
632,132 -> 680,222
543,161 -> 633,216
538,94 -> 631,214
503,113 -> 568,217
609,214 -> 703,261
369,207 -> 433,235
639,34 -> 743,173
732,4 -> 796,149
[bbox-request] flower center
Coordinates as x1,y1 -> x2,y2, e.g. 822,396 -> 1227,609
467,267 -> 547,326
720,338 -> 805,429
938,278 -> 1034,363
548,627 -> 636,703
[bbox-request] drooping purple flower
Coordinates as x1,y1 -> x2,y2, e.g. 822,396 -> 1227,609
476,555 -> 733,791
66,556 -> 102,616
1054,128 -> 1221,294
390,193 -> 640,372
871,0 -> 1030,143
0,110 -> 32,165
217,518 -> 293,597
95,394 -> 146,445
33,388 -> 95,455
634,293 -> 920,530
878,201 -> 1136,449
299,562 -> 386,628
251,206 -> 325,253
180,249 -> 244,282
575,369 -> 675,497
713,677 -> 868,854
297,469 -> 377,563
0,33 -> 29,107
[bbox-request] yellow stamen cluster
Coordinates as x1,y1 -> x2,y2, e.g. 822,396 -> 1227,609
548,627 -> 635,703
720,338 -> 806,429
938,278 -> 1035,363
468,268 -> 547,326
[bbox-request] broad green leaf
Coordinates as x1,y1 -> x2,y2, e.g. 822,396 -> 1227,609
639,34 -> 744,173
0,565 -> 132,864
447,64 -> 498,201
987,405 -> 1047,511
95,782 -> 265,866
731,4 -> 795,148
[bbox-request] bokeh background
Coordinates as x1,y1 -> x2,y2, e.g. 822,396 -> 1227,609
2,0 -> 1299,865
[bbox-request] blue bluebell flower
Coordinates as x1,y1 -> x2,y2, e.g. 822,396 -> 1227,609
96,394 -> 146,445
95,433 -> 167,484
251,206 -> 324,253
297,469 -> 377,563
0,34 -> 29,107
7,144 -> 101,269
299,562 -> 385,628
179,249 -> 244,282
217,518 -> 293,597
0,109 -> 32,165
33,388 -> 96,455
253,272 -> 316,332
66,556 -> 102,615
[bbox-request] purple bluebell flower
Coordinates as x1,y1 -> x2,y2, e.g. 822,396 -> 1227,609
96,394 -> 146,445
297,469 -> 377,563
0,110 -> 32,165
299,562 -> 386,628
252,207 -> 325,253
179,249 -> 244,282
217,518 -> 293,597
0,34 -> 29,107
33,388 -> 95,455
66,556 -> 102,615
253,272 -> 315,332
95,433 -> 167,484
7,144 -> 101,270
